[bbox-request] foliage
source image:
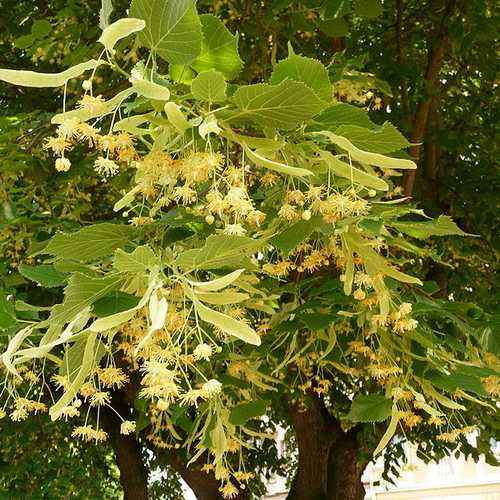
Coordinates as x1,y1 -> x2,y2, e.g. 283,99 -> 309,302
0,414 -> 120,499
0,0 -> 498,499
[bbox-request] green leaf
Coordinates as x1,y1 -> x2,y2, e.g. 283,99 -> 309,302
427,370 -> 488,397
354,0 -> 383,18
195,299 -> 261,345
113,245 -> 158,273
98,18 -> 145,51
164,102 -> 191,133
270,45 -> 332,101
323,0 -> 345,18
391,216 -> 469,239
318,17 -> 349,37
130,0 -> 202,65
347,394 -> 392,422
232,80 -> 326,130
31,20 -> 52,38
45,223 -> 134,262
272,216 -> 332,255
93,291 -> 140,317
49,273 -> 124,325
191,69 -> 227,102
335,122 -> 410,154
0,60 -> 102,88
176,234 -> 264,271
18,264 -> 67,288
311,103 -> 375,130
229,399 -> 269,425
14,35 -> 34,49
191,14 -> 242,79
0,292 -> 16,330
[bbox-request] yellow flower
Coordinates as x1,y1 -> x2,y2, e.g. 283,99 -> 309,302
220,482 -> 239,499
57,118 -> 80,139
10,408 -> 29,421
55,157 -> 71,172
428,416 -> 445,426
120,420 -> 136,435
173,184 -> 197,204
90,391 -> 111,407
481,375 -> 500,396
99,367 -> 129,389
180,389 -> 203,407
193,343 -> 213,361
437,430 -> 460,443
223,223 -> 247,236
72,425 -> 108,442
78,94 -> 106,114
51,374 -> 70,390
278,204 -> 299,221
44,136 -> 72,156
201,379 -> 222,397
94,156 -> 119,177
77,123 -> 100,146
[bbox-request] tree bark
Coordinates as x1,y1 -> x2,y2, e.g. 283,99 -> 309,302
395,0 -> 412,131
327,429 -> 367,500
422,95 -> 442,206
287,397 -> 337,499
286,395 -> 366,500
101,405 -> 149,500
167,451 -> 223,500
402,0 -> 456,196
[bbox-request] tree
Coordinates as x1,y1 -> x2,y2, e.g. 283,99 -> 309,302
0,1 -> 498,499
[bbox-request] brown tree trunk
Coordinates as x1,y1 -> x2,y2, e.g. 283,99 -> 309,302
422,95 -> 442,206
287,397 -> 336,499
402,0 -> 456,196
167,451 -> 223,500
286,395 -> 366,500
101,406 -> 149,500
327,429 -> 367,500
395,0 -> 412,131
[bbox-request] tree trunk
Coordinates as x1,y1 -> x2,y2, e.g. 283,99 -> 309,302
327,429 -> 367,500
286,395 -> 366,500
287,397 -> 336,499
101,406 -> 149,500
167,451 -> 222,500
402,0 -> 456,196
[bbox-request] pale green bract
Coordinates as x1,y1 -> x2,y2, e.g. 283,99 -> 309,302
98,18 -> 146,51
0,60 -> 102,88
